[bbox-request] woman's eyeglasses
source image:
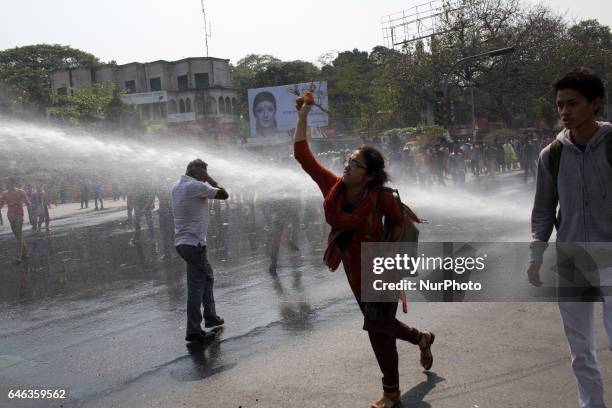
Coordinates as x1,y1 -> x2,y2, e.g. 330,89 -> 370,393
345,158 -> 367,171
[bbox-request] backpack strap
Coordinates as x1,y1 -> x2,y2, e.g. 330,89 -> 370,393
606,131 -> 612,168
376,187 -> 420,225
550,132 -> 612,186
375,187 -> 396,239
549,140 -> 563,196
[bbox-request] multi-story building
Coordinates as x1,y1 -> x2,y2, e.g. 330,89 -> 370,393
50,57 -> 239,136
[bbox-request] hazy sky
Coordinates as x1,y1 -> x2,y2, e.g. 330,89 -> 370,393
1,0 -> 610,66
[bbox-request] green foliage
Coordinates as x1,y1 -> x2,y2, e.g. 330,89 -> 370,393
0,44 -> 100,112
534,96 -> 558,129
51,82 -> 119,123
414,125 -> 445,145
382,125 -> 444,146
382,127 -> 413,138
230,55 -> 321,120
325,49 -> 374,131
229,1 -> 612,134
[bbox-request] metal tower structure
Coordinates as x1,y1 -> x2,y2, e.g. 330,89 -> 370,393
201,0 -> 212,57
381,0 -> 467,49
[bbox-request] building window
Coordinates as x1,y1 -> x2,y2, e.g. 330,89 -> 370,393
168,100 -> 177,114
125,80 -> 136,94
186,98 -> 192,112
177,75 -> 189,91
232,98 -> 238,114
194,73 -> 209,89
179,99 -> 186,113
206,97 -> 217,115
225,97 -> 231,114
218,96 -> 225,114
56,87 -> 68,96
149,77 -> 162,91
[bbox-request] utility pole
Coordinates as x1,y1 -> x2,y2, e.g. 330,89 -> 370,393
201,0 -> 211,57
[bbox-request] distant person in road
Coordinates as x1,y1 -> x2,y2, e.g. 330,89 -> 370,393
252,91 -> 278,137
156,178 -> 175,260
24,184 -> 36,228
37,185 -> 51,233
484,143 -> 498,176
172,159 -> 229,343
126,189 -> 135,225
522,138 -> 537,183
132,182 -> 155,243
266,194 -> 301,274
469,143 -> 483,176
93,180 -> 104,210
111,180 -> 120,201
293,96 -> 434,408
448,145 -> 467,186
528,69 -> 612,408
0,177 -> 30,262
79,179 -> 89,209
59,182 -> 68,204
502,139 -> 517,171
29,185 -> 45,232
433,145 -> 446,186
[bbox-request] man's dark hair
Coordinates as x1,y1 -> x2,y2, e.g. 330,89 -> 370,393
186,159 -> 207,178
554,69 -> 605,113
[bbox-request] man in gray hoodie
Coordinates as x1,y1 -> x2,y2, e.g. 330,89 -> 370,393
528,69 -> 612,408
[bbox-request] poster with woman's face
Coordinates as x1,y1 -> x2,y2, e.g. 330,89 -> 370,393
247,82 -> 329,138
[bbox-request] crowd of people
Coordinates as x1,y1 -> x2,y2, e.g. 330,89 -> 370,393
315,134 -> 549,188
0,178 -> 52,262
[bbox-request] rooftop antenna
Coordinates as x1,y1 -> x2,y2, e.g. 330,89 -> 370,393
201,0 -> 212,57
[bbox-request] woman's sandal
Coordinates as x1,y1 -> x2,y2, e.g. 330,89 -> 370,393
369,390 -> 401,408
419,331 -> 435,370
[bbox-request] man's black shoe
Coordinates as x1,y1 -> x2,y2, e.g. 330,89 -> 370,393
185,330 -> 216,343
204,316 -> 225,328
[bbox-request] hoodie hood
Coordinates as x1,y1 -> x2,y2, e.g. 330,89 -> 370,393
556,121 -> 612,151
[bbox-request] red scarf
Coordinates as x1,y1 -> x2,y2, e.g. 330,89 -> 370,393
323,179 -> 379,271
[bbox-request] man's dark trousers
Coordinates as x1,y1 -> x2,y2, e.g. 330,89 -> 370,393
176,244 -> 217,336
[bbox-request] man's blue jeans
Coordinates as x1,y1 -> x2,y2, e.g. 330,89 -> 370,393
176,244 -> 217,335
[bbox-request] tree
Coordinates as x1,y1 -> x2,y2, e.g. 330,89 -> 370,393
323,49 -> 376,131
227,5 -> 611,136
51,82 -> 118,124
230,54 -> 321,119
563,20 -> 612,95
234,54 -> 281,71
0,44 -> 100,113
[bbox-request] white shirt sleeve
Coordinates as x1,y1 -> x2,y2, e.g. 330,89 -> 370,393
192,181 -> 219,199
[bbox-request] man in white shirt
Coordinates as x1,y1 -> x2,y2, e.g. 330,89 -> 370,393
172,159 -> 229,343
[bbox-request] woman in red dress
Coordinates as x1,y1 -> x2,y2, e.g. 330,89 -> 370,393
293,98 -> 435,408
